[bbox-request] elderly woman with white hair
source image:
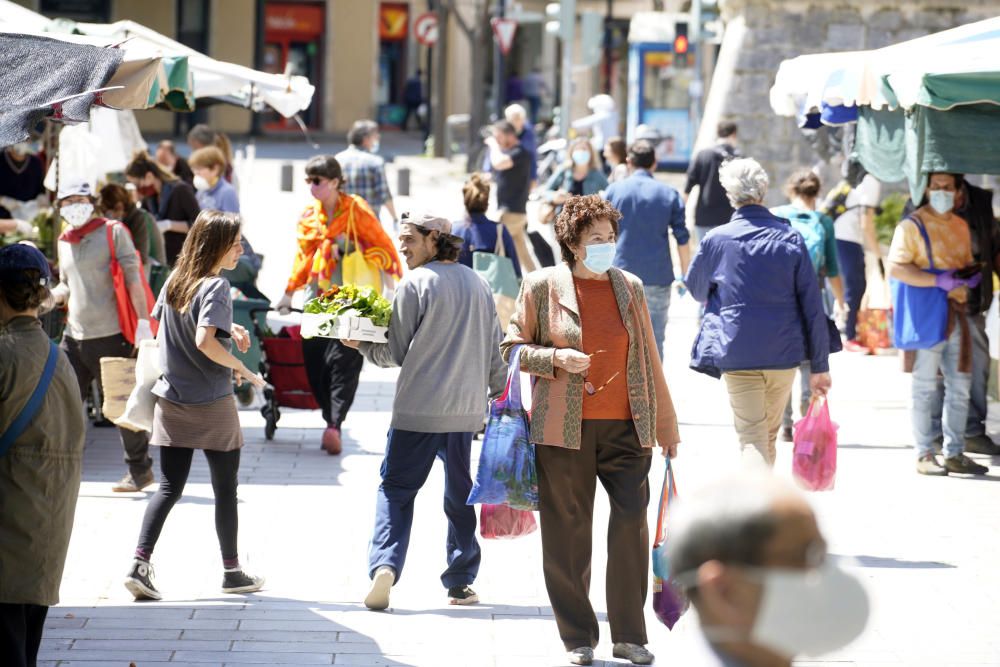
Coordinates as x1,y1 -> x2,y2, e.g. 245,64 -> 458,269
684,158 -> 833,466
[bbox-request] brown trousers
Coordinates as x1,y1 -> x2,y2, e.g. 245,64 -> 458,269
536,420 -> 652,650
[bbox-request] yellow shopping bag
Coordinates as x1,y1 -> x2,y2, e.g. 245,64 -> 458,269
341,205 -> 382,291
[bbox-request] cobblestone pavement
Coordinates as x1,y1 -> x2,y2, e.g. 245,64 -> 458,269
38,292 -> 1000,667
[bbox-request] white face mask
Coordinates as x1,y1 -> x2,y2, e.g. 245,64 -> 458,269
193,175 -> 211,191
702,560 -> 870,659
61,202 -> 94,229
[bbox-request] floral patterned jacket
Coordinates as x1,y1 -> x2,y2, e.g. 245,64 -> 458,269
500,263 -> 680,450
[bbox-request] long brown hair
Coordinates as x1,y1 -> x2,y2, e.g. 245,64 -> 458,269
166,210 -> 241,313
125,150 -> 178,184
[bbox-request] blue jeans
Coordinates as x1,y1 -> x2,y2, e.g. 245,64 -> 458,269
368,429 -> 481,588
930,312 -> 990,439
643,284 -> 671,361
836,240 -> 866,340
912,327 -> 971,459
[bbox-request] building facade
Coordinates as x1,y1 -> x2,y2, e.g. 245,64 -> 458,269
15,0 -> 693,140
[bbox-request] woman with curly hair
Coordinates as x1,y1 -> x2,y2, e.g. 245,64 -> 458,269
500,195 -> 681,666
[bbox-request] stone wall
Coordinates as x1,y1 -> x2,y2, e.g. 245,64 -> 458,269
704,0 -> 998,203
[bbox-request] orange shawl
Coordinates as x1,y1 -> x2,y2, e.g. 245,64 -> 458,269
286,194 -> 402,293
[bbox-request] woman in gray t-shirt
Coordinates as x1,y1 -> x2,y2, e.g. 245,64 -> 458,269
124,210 -> 266,602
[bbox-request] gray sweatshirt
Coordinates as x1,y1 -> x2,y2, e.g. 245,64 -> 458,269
359,261 -> 507,433
53,221 -> 142,341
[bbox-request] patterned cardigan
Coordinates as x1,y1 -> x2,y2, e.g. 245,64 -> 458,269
500,263 -> 681,450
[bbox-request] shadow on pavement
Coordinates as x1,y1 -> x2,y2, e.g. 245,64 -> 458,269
846,554 -> 956,569
42,597 -> 420,666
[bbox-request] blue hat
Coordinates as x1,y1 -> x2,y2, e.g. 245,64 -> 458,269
0,243 -> 51,284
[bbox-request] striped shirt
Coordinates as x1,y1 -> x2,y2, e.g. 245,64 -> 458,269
335,145 -> 391,213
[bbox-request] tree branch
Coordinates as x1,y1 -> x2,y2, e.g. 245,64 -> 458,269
441,0 -> 474,38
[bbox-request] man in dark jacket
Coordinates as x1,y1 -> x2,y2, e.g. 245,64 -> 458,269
904,177 -> 1000,456
684,121 -> 740,242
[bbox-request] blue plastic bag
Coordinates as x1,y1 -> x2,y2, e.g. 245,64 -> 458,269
467,347 -> 538,511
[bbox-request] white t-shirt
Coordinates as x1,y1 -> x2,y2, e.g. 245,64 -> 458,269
833,174 -> 881,244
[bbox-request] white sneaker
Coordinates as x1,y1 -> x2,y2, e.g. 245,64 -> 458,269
567,646 -> 594,665
364,566 -> 395,611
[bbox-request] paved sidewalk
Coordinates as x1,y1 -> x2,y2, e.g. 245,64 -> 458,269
41,297 -> 1000,666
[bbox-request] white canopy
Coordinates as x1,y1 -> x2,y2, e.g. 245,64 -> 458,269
769,15 -> 1000,117
74,20 -> 314,118
0,1 -> 314,117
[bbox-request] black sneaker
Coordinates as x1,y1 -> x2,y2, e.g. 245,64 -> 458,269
124,558 -> 161,601
222,569 -> 265,594
945,454 -> 989,476
964,435 -> 1000,456
447,585 -> 479,606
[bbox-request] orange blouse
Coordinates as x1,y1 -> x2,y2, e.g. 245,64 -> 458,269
574,277 -> 632,420
286,194 -> 402,294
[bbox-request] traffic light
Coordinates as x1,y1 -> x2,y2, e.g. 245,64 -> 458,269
673,22 -> 689,67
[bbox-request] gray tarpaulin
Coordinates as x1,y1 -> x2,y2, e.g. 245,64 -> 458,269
0,32 -> 124,146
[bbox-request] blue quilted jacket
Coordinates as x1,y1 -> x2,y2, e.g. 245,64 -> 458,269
685,205 -> 831,378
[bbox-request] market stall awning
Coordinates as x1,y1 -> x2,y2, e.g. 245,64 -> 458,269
0,1 -> 313,118
768,16 -> 1000,201
0,32 -> 124,145
72,20 -> 314,117
0,1 -> 183,113
769,16 -> 1000,119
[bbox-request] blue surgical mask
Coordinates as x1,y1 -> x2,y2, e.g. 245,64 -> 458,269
572,150 -> 592,166
581,242 -> 616,274
370,141 -> 380,154
929,190 -> 955,215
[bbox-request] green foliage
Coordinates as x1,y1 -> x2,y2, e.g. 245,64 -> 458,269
303,284 -> 392,327
875,193 -> 908,247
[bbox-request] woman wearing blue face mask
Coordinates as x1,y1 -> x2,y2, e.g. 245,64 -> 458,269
501,195 -> 680,666
542,138 -> 609,218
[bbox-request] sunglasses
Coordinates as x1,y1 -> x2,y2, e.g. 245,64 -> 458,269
305,177 -> 327,186
584,370 -> 621,396
581,351 -> 620,396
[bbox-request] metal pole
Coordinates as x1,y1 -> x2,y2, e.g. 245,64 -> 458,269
558,0 -> 576,140
603,0 -> 612,94
432,4 -> 449,157
493,0 -> 506,119
690,0 -> 704,132
250,0 -> 266,137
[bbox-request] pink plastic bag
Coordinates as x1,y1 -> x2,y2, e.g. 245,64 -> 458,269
479,504 -> 537,539
793,397 -> 838,491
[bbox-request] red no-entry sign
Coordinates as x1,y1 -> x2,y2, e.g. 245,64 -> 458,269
414,13 -> 439,47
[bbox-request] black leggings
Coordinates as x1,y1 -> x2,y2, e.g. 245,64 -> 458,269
137,447 -> 241,562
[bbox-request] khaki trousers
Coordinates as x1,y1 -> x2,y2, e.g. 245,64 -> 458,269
500,211 -> 537,273
536,420 -> 652,650
723,368 -> 798,466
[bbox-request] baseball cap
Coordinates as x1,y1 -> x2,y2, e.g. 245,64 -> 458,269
57,180 -> 95,201
399,211 -> 463,244
0,243 -> 51,284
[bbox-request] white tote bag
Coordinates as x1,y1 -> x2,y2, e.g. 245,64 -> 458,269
115,339 -> 160,433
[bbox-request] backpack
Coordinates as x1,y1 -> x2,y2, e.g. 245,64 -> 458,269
771,205 -> 827,276
819,180 -> 855,220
